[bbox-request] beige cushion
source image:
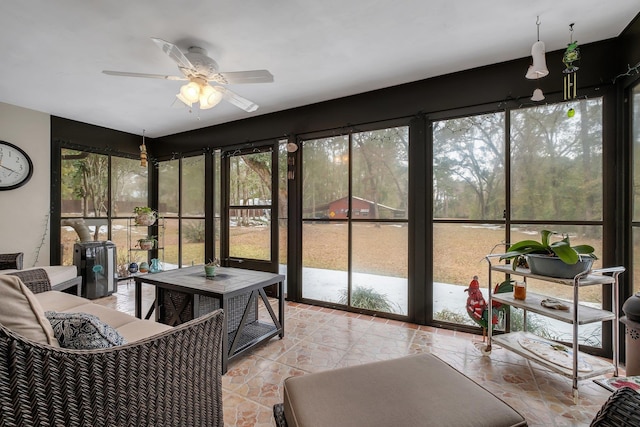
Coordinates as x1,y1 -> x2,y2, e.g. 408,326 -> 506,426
39,266 -> 78,285
0,275 -> 58,346
116,320 -> 173,343
35,290 -> 88,311
60,303 -> 139,329
283,353 -> 526,427
35,290 -> 174,344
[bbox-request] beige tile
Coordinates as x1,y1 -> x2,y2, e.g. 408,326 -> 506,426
93,283 -> 618,427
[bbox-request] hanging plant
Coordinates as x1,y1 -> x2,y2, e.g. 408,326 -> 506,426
133,206 -> 157,226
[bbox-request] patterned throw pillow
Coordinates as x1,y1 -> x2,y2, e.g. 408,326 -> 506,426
45,311 -> 126,349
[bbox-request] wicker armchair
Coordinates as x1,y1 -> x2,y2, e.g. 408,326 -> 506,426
0,252 -> 23,270
0,309 -> 224,426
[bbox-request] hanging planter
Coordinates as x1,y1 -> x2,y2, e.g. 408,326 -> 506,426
137,236 -> 157,250
133,206 -> 157,226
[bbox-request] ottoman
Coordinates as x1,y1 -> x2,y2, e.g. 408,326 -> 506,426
280,353 -> 527,427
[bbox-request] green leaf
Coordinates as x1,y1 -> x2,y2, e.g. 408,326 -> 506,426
572,244 -> 595,255
550,242 -> 579,264
506,240 -> 546,252
540,230 -> 553,247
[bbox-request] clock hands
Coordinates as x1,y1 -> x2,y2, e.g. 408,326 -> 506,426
0,163 -> 19,174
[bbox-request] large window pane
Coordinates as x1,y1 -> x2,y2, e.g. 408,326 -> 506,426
229,151 -> 271,206
111,156 -> 148,217
61,149 -> 108,217
302,136 -> 348,219
352,222 -> 407,314
634,85 -> 640,222
159,159 -> 179,217
214,150 -> 222,260
111,219 -> 129,277
634,229 -> 640,296
302,222 -> 348,303
632,84 -> 640,295
163,218 -> 179,269
279,142 -> 288,272
182,219 -> 205,266
433,113 -> 505,220
181,155 -> 204,216
352,128 -> 408,220
228,150 -> 272,262
432,223 -> 506,326
229,209 -> 271,260
510,99 -> 603,221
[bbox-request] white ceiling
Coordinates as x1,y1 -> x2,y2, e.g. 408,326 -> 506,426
0,1 -> 637,138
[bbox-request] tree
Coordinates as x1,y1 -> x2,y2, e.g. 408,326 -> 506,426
433,113 -> 505,220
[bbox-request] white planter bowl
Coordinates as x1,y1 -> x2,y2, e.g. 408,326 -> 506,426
526,254 -> 593,279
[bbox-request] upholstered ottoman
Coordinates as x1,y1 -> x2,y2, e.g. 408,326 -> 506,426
279,353 -> 527,427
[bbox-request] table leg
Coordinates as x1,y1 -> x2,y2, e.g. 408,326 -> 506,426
221,295 -> 229,374
135,279 -> 142,319
279,280 -> 284,338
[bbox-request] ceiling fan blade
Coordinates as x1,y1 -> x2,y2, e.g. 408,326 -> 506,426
102,70 -> 187,80
214,70 -> 274,84
150,37 -> 195,72
216,86 -> 258,112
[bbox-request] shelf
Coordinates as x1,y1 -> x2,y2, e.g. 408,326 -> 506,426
126,216 -> 165,270
490,264 -> 617,286
492,292 -> 615,325
228,320 -> 278,356
486,255 -> 623,396
492,331 -> 614,381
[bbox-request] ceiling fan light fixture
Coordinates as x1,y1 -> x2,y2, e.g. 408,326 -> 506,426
180,81 -> 201,103
199,84 -> 223,109
176,93 -> 193,107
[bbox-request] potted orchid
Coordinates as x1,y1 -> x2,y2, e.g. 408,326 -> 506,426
499,230 -> 597,278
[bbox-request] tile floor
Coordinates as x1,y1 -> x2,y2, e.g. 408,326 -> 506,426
97,281 -> 622,427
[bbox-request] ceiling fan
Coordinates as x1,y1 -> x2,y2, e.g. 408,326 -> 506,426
103,38 -> 273,112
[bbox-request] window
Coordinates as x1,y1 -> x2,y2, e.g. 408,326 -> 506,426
59,149 -> 148,277
301,126 -> 409,315
432,98 -> 606,348
158,155 -> 206,268
632,83 -> 640,295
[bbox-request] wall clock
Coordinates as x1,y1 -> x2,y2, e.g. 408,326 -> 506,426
0,140 -> 33,190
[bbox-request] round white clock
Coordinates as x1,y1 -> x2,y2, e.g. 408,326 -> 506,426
0,141 -> 33,190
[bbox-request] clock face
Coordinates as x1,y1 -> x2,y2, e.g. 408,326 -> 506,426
0,141 -> 33,190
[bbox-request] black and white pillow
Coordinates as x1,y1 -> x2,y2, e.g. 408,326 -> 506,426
45,311 -> 126,349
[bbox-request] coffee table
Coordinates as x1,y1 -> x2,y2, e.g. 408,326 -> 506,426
134,266 -> 285,373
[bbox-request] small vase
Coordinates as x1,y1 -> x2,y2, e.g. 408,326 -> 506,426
128,262 -> 138,274
139,262 -> 149,273
150,258 -> 161,273
204,265 -> 216,277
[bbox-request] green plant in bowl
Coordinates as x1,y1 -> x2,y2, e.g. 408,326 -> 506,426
500,229 -> 596,270
204,258 -> 220,277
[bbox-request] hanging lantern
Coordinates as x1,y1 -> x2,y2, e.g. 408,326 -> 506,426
563,24 -> 580,100
140,129 -> 148,167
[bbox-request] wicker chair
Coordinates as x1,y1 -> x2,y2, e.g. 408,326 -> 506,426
0,307 -> 225,426
590,386 -> 640,427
